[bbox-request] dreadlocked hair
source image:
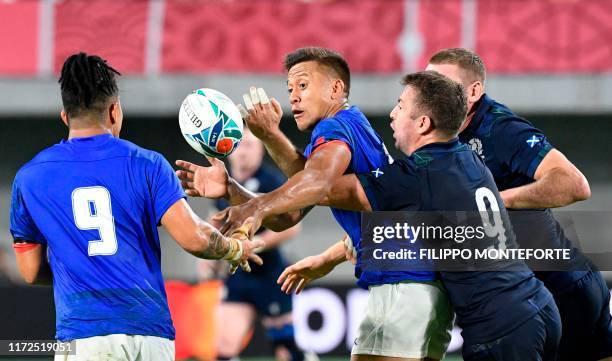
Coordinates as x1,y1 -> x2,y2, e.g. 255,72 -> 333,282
58,52 -> 121,118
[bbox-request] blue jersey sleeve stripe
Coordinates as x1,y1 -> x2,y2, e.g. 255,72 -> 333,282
526,143 -> 553,178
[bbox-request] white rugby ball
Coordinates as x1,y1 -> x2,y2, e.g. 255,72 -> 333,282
178,88 -> 243,158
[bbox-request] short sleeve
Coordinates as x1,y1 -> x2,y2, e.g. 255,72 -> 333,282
308,117 -> 352,156
491,117 -> 553,178
356,161 -> 419,211
149,153 -> 186,224
9,176 -> 46,244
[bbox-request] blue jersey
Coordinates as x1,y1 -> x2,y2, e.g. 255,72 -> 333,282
303,106 -> 434,288
10,134 -> 184,341
357,139 -> 553,343
215,163 -> 287,276
459,94 -> 588,292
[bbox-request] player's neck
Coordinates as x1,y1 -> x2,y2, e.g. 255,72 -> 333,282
325,100 -> 350,119
458,112 -> 475,134
408,134 -> 456,155
67,126 -> 112,140
459,95 -> 483,134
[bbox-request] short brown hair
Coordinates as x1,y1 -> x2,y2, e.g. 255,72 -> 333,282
428,48 -> 486,85
401,71 -> 467,136
283,47 -> 351,96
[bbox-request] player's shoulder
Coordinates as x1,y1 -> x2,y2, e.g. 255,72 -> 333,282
317,106 -> 369,129
113,137 -> 165,163
484,97 -> 539,135
383,157 -> 416,176
15,142 -> 68,181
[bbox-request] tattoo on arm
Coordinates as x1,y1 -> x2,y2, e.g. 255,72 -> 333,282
200,230 -> 230,259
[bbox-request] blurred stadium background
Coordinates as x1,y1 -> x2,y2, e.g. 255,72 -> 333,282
0,0 -> 611,360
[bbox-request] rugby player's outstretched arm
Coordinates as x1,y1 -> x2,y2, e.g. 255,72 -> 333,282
501,149 -> 591,209
161,199 -> 264,267
277,240 -> 347,294
319,174 -> 372,212
219,143 -> 351,234
176,159 -> 305,230
14,243 -> 52,285
239,87 -> 306,177
258,130 -> 307,177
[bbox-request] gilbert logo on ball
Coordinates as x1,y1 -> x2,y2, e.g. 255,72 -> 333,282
179,88 -> 243,158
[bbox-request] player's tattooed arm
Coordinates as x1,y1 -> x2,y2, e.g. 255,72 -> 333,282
161,199 -> 264,267
501,149 -> 591,209
200,230 -> 230,259
14,243 -> 53,285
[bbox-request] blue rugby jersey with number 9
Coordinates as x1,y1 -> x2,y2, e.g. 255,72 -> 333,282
10,134 -> 185,341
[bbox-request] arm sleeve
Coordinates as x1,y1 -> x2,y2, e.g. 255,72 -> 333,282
150,153 -> 187,225
356,161 -> 418,211
491,117 -> 553,178
9,177 -> 46,244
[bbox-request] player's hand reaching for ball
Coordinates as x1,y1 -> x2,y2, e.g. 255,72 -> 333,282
238,87 -> 283,141
277,255 -> 335,294
175,157 -> 229,199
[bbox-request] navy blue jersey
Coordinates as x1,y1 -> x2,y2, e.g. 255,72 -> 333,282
358,139 -> 553,343
215,163 -> 286,275
10,134 -> 184,341
303,106 -> 435,288
459,94 -> 588,291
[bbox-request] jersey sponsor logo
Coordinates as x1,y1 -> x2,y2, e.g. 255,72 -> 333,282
372,168 -> 384,178
468,138 -> 484,159
526,135 -> 542,148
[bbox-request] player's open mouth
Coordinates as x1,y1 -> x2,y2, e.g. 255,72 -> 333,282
292,110 -> 304,118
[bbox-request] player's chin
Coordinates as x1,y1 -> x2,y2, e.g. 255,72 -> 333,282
294,115 -> 310,131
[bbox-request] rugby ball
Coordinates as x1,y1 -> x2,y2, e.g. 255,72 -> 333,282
179,88 -> 243,158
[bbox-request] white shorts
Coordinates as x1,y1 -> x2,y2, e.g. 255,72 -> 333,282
54,334 -> 174,361
351,280 -> 454,360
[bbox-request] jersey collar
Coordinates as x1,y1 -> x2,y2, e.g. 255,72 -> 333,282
413,138 -> 461,153
463,94 -> 494,136
62,134 -> 114,147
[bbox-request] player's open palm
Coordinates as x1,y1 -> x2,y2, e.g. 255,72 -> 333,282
238,87 -> 282,141
175,157 -> 228,199
277,255 -> 334,294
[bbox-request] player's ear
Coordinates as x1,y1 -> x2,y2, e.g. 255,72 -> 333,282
60,110 -> 69,128
108,100 -> 123,136
419,115 -> 435,135
109,100 -> 122,126
109,103 -> 116,125
330,79 -> 345,100
467,81 -> 484,104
